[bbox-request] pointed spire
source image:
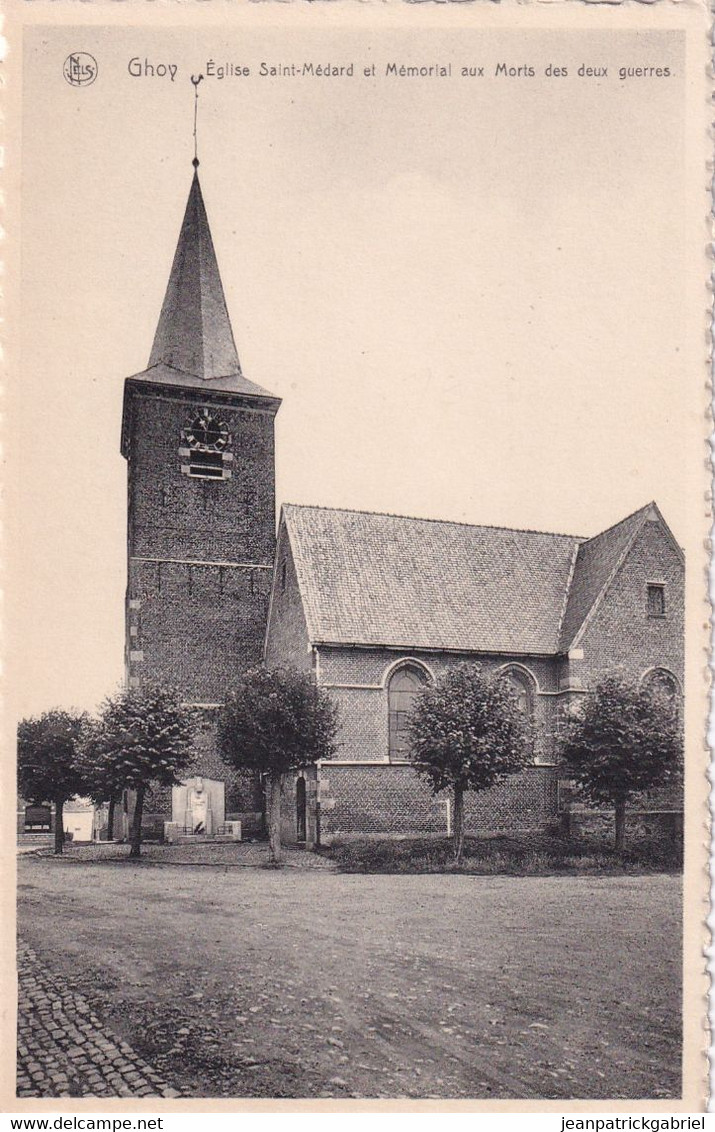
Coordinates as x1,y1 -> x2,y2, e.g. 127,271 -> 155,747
148,170 -> 243,381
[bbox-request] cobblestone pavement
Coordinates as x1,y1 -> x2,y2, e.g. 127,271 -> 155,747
17,941 -> 182,1099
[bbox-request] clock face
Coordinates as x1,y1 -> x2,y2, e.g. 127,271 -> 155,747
185,409 -> 230,452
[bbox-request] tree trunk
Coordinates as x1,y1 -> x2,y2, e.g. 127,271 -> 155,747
267,772 -> 283,864
453,782 -> 465,863
614,797 -> 627,852
129,785 -> 145,859
107,795 -> 116,841
54,799 -> 64,856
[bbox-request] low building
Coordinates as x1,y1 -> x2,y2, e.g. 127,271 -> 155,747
265,502 -> 684,844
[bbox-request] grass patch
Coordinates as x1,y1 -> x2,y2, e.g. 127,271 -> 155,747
319,830 -> 681,875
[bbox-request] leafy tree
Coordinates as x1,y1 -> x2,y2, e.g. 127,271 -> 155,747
219,667 -> 339,863
90,684 -> 197,857
561,674 -> 682,851
75,718 -> 126,841
17,710 -> 88,854
408,663 -> 531,862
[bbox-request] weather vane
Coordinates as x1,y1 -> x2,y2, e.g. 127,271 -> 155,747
191,74 -> 204,168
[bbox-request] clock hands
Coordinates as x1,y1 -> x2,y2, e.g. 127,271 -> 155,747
186,412 -> 229,452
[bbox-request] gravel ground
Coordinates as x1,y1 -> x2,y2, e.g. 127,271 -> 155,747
17,859 -> 681,1101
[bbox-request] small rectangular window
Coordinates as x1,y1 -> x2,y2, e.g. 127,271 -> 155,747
188,451 -> 224,478
647,584 -> 666,617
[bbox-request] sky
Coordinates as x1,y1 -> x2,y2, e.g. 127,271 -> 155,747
13,21 -> 695,718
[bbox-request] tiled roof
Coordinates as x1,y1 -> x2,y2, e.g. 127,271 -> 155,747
558,503 -> 657,650
283,504 -> 583,655
282,501 -> 672,656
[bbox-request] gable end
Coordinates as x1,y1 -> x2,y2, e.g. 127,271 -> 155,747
264,514 -> 314,672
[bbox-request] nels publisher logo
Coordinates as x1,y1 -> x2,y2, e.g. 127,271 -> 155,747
63,53 -> 98,87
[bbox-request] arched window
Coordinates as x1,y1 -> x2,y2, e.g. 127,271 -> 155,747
388,664 -> 428,762
641,668 -> 681,709
500,665 -> 538,761
501,666 -> 535,721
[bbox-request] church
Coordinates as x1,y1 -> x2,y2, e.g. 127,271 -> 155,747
120,164 -> 684,847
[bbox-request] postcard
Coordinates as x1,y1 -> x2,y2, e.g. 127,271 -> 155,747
3,0 -> 711,1114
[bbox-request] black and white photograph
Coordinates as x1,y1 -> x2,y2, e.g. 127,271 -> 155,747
5,4 -> 710,1114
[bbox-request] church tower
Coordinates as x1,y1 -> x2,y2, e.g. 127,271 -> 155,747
120,165 -> 280,737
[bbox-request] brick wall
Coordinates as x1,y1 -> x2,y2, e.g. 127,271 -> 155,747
568,519 -> 684,691
123,382 -> 278,816
318,647 -> 560,764
124,384 -> 277,705
264,526 -> 312,672
127,560 -> 271,701
318,647 -> 559,689
462,766 -> 558,832
318,763 -> 558,840
125,386 -> 277,564
327,686 -> 388,762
